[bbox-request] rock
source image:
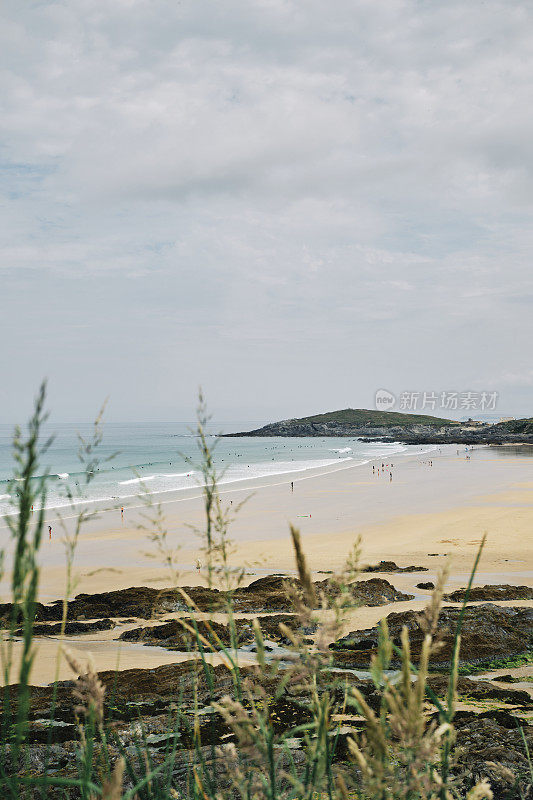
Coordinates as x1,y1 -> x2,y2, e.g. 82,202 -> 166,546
444,584 -> 533,602
452,709 -> 530,730
232,575 -> 414,611
35,587 -> 189,621
493,674 -> 523,683
19,618 -> 116,636
0,602 -> 48,625
25,719 -> 78,744
119,618 -> 234,648
330,604 -> 533,669
232,576 -> 299,612
314,577 -> 414,605
361,560 -> 428,573
247,615 -> 317,645
416,582 -> 435,590
428,675 -> 532,707
451,717 -> 532,800
119,615 -> 316,650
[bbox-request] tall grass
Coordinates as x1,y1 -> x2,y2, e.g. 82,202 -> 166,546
0,387 -> 526,799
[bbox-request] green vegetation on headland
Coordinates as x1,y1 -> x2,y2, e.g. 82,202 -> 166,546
288,407 -> 458,428
494,418 -> 533,435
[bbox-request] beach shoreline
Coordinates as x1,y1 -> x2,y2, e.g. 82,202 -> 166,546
2,442 -> 533,685
2,442 -> 533,600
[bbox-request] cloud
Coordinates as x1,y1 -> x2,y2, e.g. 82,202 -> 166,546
1,0 -> 532,419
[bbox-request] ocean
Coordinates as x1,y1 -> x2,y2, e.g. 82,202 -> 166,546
0,421 -> 429,518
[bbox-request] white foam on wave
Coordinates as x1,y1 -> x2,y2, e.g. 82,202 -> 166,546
361,442 -> 408,458
57,473 -> 69,479
119,471 -> 192,486
329,447 -> 352,454
119,476 -> 155,486
216,456 -> 354,484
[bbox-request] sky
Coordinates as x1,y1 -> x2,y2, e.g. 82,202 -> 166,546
1,0 -> 532,425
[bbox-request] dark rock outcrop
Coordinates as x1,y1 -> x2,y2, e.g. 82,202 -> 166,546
17,618 -> 116,636
3,575 -> 413,628
428,675 -> 532,707
315,576 -> 414,605
444,584 -> 533,602
330,604 -> 533,669
416,582 -> 435,590
118,614 -> 312,649
361,560 -> 428,573
36,587 -> 187,621
451,717 -> 532,800
119,618 -> 236,649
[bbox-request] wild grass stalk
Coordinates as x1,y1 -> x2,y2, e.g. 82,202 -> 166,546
0,383 -> 50,797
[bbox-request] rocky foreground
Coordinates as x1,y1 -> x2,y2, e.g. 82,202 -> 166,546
2,571 -> 532,798
2,573 -> 415,625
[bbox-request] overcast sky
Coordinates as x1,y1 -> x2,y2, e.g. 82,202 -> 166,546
1,0 -> 532,425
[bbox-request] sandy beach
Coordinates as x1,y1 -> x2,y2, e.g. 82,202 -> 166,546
5,443 -> 531,595
2,443 -> 533,684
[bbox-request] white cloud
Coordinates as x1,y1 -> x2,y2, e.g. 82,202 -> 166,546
1,0 -> 532,419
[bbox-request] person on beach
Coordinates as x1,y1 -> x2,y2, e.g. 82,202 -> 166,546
121,506 -> 124,520
291,481 -> 294,492
48,525 -> 52,540
389,471 -> 392,482
196,559 -> 201,571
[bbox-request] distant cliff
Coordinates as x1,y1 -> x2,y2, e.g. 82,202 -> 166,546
224,408 -> 533,444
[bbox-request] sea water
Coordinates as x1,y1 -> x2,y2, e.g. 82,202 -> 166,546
0,421 -> 420,517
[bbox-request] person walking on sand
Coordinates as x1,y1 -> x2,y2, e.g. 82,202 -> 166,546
389,471 -> 392,482
196,559 -> 201,572
121,506 -> 124,520
48,525 -> 52,540
291,481 -> 294,492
